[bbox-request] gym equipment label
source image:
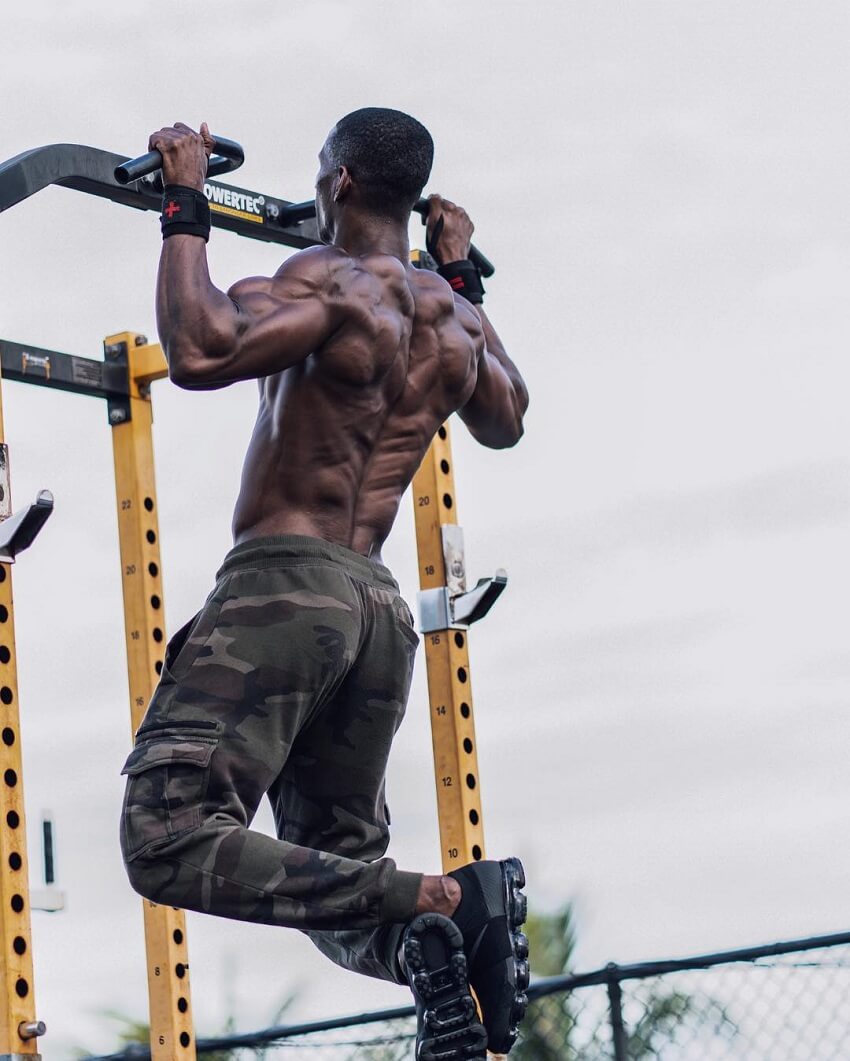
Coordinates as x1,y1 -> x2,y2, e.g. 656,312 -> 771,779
204,183 -> 265,224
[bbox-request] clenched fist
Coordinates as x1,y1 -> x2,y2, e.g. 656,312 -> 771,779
148,121 -> 214,190
425,194 -> 475,264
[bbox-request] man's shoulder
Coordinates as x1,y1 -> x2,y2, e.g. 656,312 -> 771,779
271,245 -> 357,292
225,247 -> 354,308
408,264 -> 481,329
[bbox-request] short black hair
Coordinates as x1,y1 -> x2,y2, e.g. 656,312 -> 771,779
328,107 -> 434,213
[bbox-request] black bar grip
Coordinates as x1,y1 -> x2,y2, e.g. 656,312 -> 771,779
114,134 -> 244,185
413,199 -> 495,278
278,200 -> 321,226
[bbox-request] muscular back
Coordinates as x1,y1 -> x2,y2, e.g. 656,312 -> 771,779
231,250 -> 485,559
151,125 -> 526,560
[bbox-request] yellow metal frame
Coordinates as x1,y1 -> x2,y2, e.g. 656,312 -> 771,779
412,422 -> 486,873
106,332 -> 197,1061
0,370 -> 41,1060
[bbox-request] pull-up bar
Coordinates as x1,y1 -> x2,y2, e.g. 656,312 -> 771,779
0,139 -> 496,276
116,128 -> 496,277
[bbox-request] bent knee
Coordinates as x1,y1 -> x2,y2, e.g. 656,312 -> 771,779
119,792 -> 202,905
121,834 -> 201,910
122,847 -> 162,901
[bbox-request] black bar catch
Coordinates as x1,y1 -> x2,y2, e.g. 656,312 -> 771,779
452,571 -> 508,626
0,489 -> 54,561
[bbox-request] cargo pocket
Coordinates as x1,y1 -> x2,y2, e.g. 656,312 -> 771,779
120,726 -> 219,862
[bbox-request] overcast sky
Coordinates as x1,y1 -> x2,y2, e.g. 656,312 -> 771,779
2,1 -> 850,1056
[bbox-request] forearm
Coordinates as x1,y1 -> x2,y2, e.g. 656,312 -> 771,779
461,305 -> 529,448
156,235 -> 240,380
475,305 -> 528,411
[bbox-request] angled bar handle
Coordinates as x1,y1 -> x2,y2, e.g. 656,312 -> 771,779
114,134 -> 244,185
412,198 -> 495,278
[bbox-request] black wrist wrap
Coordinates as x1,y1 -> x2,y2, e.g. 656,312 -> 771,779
437,259 -> 485,304
160,185 -> 211,241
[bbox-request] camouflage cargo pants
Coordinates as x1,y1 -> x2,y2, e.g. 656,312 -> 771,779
120,535 -> 423,984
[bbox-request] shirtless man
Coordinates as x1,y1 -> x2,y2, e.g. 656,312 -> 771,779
120,108 -> 529,1059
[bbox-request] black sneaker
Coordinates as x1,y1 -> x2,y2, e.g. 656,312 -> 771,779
448,857 -> 530,1054
403,912 -> 489,1060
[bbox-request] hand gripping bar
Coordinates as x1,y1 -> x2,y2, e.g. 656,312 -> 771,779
412,198 -> 495,278
277,198 -> 496,278
114,134 -> 245,185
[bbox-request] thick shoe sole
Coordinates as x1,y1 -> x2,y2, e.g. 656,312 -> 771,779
494,856 -> 530,1054
404,913 -> 489,1060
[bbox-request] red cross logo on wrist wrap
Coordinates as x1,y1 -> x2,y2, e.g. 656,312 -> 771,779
164,200 -> 181,219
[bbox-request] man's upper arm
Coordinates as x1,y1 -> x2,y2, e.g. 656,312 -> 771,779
173,247 -> 349,389
454,297 -> 528,449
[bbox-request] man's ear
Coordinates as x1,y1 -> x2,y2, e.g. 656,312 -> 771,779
333,165 -> 352,203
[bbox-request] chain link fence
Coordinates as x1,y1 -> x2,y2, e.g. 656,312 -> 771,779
85,930 -> 850,1060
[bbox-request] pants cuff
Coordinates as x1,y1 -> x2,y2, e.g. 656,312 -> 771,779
380,869 -> 423,923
